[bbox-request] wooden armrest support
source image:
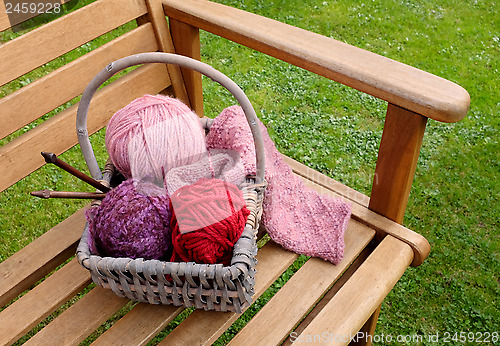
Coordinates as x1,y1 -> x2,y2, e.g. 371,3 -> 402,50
163,0 -> 470,123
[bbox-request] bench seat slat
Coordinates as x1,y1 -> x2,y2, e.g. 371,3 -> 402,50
157,241 -> 300,345
0,63 -> 172,193
0,0 -> 148,86
0,258 -> 91,346
0,207 -> 88,307
92,303 -> 183,345
280,246 -> 373,346
295,235 -> 413,345
0,23 -> 159,140
23,286 -> 129,345
227,222 -> 375,346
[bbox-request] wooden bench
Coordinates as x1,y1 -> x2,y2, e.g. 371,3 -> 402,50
0,0 -> 470,344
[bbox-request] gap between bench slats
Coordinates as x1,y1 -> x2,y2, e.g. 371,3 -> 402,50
0,63 -> 172,193
0,23 -> 158,140
0,258 -> 91,346
91,303 -> 184,345
295,235 -> 413,345
0,0 -> 148,87
0,206 -> 88,307
227,221 -> 375,345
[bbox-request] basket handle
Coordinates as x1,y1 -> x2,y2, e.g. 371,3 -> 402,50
76,52 -> 265,182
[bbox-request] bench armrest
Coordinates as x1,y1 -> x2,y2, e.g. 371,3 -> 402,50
163,0 -> 470,123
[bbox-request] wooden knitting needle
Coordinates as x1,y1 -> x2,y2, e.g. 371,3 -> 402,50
31,189 -> 106,200
41,152 -> 110,192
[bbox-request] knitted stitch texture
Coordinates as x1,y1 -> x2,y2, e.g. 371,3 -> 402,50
205,106 -> 351,264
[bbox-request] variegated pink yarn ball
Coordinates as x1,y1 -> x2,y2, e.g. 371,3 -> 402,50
105,94 -> 207,183
86,179 -> 172,260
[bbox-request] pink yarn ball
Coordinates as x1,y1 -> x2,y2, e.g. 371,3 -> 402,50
105,95 -> 207,183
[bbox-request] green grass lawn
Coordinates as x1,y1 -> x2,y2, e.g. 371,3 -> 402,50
1,0 -> 498,344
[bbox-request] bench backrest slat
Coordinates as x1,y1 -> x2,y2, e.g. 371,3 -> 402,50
0,0 -> 148,86
0,23 -> 158,140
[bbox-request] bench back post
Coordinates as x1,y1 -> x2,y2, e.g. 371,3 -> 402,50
168,18 -> 204,116
369,104 -> 428,223
140,0 -> 190,105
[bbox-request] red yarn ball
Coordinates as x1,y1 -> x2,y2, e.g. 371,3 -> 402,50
170,178 -> 250,266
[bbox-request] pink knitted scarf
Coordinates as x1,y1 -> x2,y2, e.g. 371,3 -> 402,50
205,106 -> 351,264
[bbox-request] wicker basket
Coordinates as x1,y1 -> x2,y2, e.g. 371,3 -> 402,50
75,53 -> 266,313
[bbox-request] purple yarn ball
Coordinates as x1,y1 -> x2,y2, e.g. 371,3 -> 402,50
85,179 -> 172,260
